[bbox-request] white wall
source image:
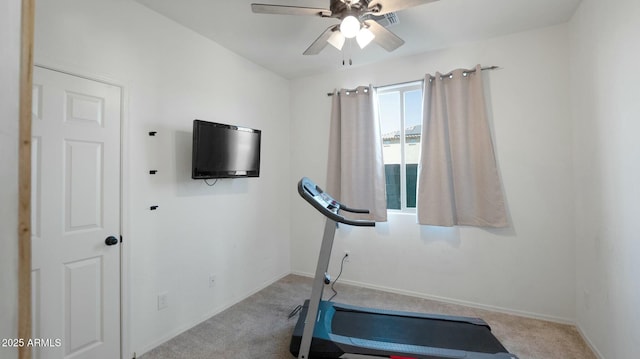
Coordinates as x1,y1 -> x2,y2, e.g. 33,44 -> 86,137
0,1 -> 21,358
570,0 -> 640,358
34,0 -> 291,356
290,25 -> 576,322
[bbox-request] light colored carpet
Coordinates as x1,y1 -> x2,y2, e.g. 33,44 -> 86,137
140,275 -> 596,359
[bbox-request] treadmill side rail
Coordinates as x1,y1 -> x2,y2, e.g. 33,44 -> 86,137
339,353 -> 518,359
336,336 -> 520,359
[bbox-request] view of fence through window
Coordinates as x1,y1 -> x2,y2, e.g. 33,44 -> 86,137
377,83 -> 423,211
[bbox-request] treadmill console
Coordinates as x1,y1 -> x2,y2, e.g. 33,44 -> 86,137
298,177 -> 375,227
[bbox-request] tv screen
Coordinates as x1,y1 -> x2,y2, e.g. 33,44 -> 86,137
192,120 -> 261,179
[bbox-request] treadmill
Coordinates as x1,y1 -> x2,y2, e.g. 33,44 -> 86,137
291,177 -> 519,359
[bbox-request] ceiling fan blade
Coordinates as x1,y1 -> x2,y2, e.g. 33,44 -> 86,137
368,0 -> 438,15
251,3 -> 331,17
364,20 -> 405,52
303,25 -> 339,55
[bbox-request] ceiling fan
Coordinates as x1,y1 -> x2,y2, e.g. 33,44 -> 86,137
251,0 -> 438,55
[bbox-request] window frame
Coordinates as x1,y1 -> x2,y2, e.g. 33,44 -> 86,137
376,81 -> 424,213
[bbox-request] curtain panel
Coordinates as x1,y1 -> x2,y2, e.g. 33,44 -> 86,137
417,65 -> 507,227
326,86 -> 387,222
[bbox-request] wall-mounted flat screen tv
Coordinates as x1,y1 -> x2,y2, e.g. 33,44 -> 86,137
192,120 -> 261,179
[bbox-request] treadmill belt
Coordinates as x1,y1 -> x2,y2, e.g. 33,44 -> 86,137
332,308 -> 508,354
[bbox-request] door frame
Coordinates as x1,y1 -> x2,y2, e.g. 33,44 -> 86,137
18,1 -> 34,359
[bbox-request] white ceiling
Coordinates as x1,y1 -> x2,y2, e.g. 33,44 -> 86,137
135,0 -> 582,79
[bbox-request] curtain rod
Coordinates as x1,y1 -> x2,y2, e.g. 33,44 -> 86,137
327,66 -> 500,96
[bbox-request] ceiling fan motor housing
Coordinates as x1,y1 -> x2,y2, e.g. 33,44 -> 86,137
330,0 -> 376,19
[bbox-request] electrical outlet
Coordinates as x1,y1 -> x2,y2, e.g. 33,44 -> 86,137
209,274 -> 217,288
157,292 -> 168,310
344,250 -> 351,262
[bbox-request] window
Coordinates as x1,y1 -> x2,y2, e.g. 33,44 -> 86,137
376,82 -> 423,211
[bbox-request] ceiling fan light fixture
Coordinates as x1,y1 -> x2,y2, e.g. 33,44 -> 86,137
340,15 -> 361,38
327,30 -> 346,50
356,27 -> 375,49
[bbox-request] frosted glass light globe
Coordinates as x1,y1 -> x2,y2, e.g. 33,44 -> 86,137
356,27 -> 375,49
340,16 -> 361,39
327,31 -> 346,50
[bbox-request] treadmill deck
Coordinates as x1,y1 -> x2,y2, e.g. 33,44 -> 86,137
290,300 -> 516,359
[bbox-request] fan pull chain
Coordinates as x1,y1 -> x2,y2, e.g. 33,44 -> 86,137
342,39 -> 353,66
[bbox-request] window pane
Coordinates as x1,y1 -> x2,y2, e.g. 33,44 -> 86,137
406,164 -> 418,208
404,90 -> 422,128
379,91 -> 401,210
404,90 -> 422,209
378,85 -> 422,211
378,91 -> 401,141
385,164 -> 401,210
403,89 -> 422,167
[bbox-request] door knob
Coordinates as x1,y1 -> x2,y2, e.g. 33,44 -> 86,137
105,236 -> 119,246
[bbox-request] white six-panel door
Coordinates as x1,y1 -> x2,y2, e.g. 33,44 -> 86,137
31,66 -> 121,359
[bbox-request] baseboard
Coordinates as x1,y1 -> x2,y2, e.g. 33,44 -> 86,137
576,325 -> 605,359
291,270 -> 574,325
135,270 -> 291,358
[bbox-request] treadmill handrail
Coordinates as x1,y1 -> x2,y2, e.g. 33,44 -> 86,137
339,204 -> 370,214
298,177 -> 375,227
